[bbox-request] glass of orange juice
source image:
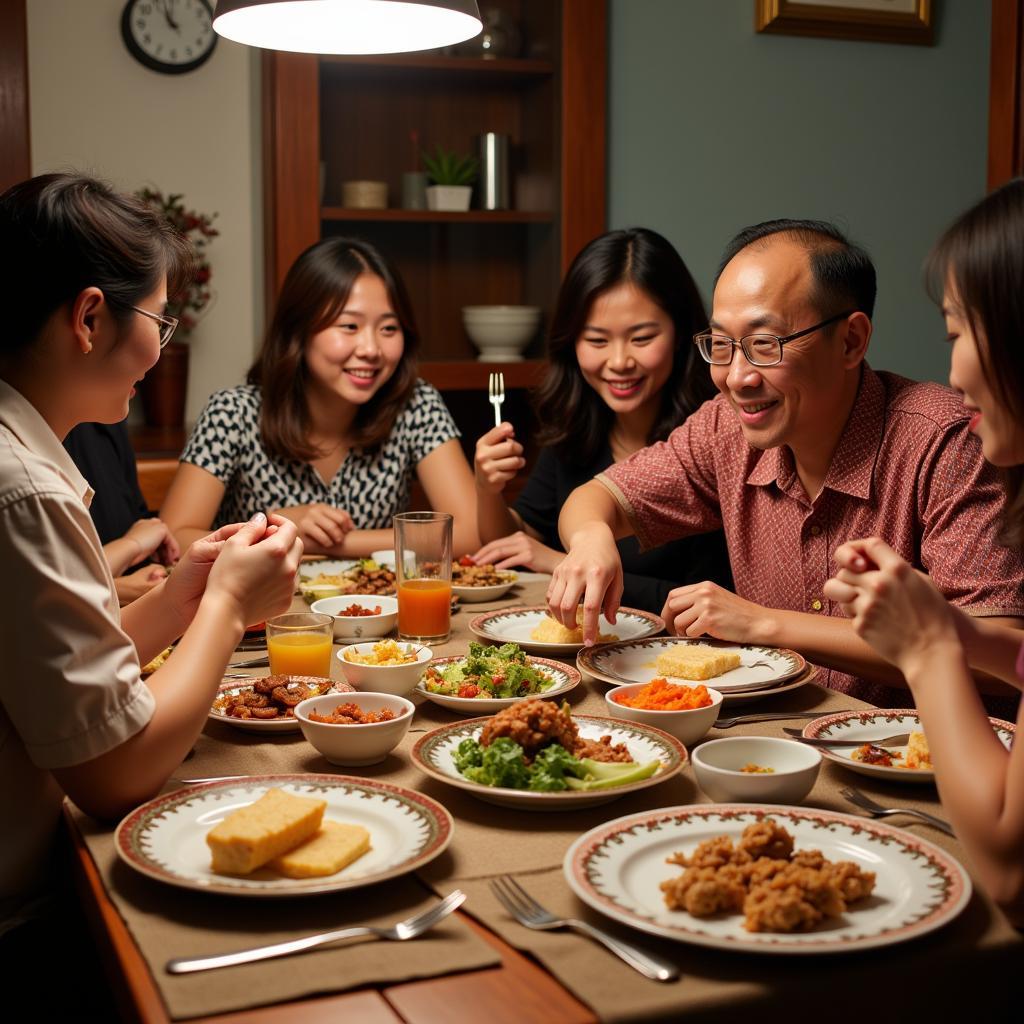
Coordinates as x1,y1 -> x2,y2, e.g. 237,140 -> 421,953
394,512 -> 452,644
266,612 -> 334,678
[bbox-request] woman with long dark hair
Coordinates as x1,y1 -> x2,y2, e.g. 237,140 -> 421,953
473,228 -> 731,611
163,237 -> 479,556
0,173 -> 300,935
824,178 -> 1024,922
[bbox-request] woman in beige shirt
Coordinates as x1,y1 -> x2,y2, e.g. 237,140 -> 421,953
0,172 -> 302,935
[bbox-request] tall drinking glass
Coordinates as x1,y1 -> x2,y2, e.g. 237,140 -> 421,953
394,512 -> 452,644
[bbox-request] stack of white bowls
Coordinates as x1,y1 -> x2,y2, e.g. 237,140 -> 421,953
462,305 -> 541,361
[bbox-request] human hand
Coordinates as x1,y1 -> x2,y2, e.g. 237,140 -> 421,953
472,532 -> 562,573
823,537 -> 962,675
660,582 -> 774,644
276,503 -> 354,551
124,517 -> 179,567
474,423 -> 524,494
546,524 -> 623,645
114,565 -> 167,605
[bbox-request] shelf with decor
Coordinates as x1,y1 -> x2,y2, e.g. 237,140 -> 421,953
262,0 -> 605,446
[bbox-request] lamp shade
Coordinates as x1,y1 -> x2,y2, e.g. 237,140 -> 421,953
213,0 -> 482,54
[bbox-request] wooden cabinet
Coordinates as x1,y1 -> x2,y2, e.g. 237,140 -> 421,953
261,0 -> 606,394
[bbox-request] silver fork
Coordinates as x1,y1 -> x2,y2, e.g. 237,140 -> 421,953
166,889 -> 466,974
839,786 -> 954,836
715,711 -> 833,729
488,370 -> 505,428
490,876 -> 678,982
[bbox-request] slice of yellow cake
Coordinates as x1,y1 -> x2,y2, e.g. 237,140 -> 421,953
530,610 -> 618,644
903,730 -> 932,770
655,645 -> 741,681
206,788 -> 326,876
268,820 -> 371,878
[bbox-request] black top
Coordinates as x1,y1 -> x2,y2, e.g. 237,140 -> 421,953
63,421 -> 151,545
514,443 -> 733,613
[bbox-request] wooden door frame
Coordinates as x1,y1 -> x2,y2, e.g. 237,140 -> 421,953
0,0 -> 30,191
989,0 -> 1024,187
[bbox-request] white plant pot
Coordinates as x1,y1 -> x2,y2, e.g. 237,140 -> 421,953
426,185 -> 472,211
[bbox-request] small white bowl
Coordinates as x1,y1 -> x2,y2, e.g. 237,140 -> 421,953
691,736 -> 821,804
295,692 -> 414,766
300,581 -> 346,605
337,641 -> 432,696
462,305 -> 541,362
311,594 -> 398,641
604,684 -> 722,746
369,549 -> 396,567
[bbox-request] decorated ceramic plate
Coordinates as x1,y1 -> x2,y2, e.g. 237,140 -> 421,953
208,677 -> 347,733
577,637 -> 805,694
802,708 -> 1015,783
416,655 -> 581,715
115,775 -> 454,897
716,665 -> 816,704
469,605 -> 663,656
411,714 -> 686,810
564,804 -> 971,953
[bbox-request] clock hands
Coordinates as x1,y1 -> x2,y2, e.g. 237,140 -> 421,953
162,0 -> 181,33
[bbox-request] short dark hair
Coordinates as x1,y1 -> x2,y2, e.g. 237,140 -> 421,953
247,236 -> 420,460
533,227 -> 714,463
926,177 -> 1024,543
714,218 -> 877,320
0,172 -> 191,359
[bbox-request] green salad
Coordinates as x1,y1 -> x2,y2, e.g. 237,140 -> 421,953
422,642 -> 555,700
452,737 -> 659,793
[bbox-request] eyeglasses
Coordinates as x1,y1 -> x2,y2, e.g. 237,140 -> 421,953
131,305 -> 179,349
693,310 -> 856,367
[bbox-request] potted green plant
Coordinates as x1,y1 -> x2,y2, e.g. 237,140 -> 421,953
133,188 -> 218,429
422,145 -> 479,212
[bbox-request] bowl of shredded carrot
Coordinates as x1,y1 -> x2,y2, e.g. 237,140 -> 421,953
605,677 -> 722,744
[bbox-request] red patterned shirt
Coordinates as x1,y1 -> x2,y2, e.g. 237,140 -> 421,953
598,366 -> 1024,705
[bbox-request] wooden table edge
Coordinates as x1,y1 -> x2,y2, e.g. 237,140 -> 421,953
64,806 -> 595,1024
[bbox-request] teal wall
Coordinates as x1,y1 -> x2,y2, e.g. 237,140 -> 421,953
608,0 -> 991,384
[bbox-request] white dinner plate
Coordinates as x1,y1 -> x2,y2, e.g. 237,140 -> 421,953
717,666 -> 815,703
451,574 -> 518,603
411,714 -> 685,810
115,775 -> 454,896
564,804 -> 971,953
208,677 -> 345,733
416,655 -> 581,715
577,637 -> 805,693
469,605 -> 663,656
298,559 -> 357,580
802,708 -> 1015,783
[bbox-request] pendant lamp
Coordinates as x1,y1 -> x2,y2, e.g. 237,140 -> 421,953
213,0 -> 482,55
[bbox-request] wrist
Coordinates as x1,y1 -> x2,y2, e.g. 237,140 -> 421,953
197,589 -> 247,637
899,640 -> 969,688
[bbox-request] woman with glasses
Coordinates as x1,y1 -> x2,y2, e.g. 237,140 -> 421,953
825,179 -> 1024,924
161,237 -> 480,557
471,228 -> 731,612
0,173 -> 302,948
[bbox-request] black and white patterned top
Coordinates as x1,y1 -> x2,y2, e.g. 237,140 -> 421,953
181,379 -> 460,528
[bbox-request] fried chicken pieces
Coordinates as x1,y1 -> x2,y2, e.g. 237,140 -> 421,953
660,820 -> 875,933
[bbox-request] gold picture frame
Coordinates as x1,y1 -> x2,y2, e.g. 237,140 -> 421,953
755,0 -> 933,46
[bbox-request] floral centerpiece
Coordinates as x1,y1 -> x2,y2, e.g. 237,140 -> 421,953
135,187 -> 218,336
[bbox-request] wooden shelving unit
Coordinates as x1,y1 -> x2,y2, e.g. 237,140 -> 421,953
321,208 -> 554,223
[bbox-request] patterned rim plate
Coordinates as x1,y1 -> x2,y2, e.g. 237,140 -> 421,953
803,709 -> 1015,784
416,655 -> 581,715
577,637 -> 806,693
564,804 -> 971,953
208,678 -> 346,733
469,605 -> 663,655
115,775 -> 454,897
718,665 -> 816,704
411,714 -> 686,810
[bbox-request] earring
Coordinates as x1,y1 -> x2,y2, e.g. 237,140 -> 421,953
84,342 -> 93,354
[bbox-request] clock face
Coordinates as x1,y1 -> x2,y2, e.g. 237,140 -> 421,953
121,0 -> 217,75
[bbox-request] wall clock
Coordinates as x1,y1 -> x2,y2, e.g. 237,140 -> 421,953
121,0 -> 217,75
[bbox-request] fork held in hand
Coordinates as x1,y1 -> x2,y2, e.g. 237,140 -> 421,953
490,876 -> 679,982
839,786 -> 955,836
165,889 -> 466,974
488,371 -> 505,428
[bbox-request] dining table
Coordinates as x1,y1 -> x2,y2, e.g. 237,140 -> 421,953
64,575 -> 1020,1023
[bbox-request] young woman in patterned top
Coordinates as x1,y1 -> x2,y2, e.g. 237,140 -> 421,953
825,178 -> 1024,925
162,237 -> 479,557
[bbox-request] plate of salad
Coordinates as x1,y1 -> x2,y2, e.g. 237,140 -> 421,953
411,699 -> 686,809
417,643 -> 581,715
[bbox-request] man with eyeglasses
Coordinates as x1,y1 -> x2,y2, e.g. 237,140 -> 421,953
548,219 -> 1024,705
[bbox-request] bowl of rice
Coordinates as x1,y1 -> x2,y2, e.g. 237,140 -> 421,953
337,639 -> 432,696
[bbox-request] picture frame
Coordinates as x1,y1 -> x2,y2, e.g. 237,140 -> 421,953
755,0 -> 934,46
